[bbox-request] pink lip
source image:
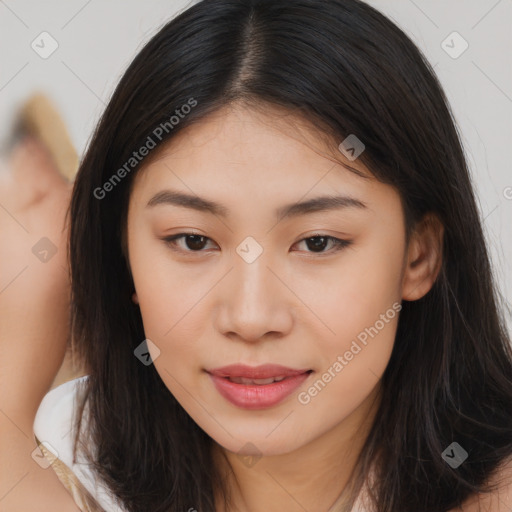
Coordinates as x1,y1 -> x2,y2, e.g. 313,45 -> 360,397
206,364 -> 312,410
208,363 -> 311,379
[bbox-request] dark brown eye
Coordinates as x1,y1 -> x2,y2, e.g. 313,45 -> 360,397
162,233 -> 351,256
182,234 -> 209,251
294,235 -> 351,254
305,236 -> 330,252
163,234 -> 215,252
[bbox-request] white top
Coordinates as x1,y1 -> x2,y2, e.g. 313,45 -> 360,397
34,376 -> 127,512
34,376 -> 370,512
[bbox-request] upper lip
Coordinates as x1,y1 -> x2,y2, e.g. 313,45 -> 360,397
207,364 -> 312,379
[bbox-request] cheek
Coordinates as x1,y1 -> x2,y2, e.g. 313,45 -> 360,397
135,270 -> 210,366
129,229 -> 206,335
297,230 -> 404,374
296,254 -> 400,425
129,252 -> 219,391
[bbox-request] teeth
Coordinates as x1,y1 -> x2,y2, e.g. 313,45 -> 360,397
228,375 -> 287,385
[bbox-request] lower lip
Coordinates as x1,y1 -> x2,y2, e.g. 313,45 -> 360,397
208,371 -> 312,410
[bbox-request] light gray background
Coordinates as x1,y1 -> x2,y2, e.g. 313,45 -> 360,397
1,0 -> 511,333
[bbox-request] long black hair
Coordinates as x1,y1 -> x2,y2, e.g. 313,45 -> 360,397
68,0 -> 512,510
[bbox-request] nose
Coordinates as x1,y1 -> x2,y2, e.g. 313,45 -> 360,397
214,251 -> 294,344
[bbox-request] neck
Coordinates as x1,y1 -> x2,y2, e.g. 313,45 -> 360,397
212,383 -> 381,512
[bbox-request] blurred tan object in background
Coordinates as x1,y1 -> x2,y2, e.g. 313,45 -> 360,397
12,93 -> 79,183
0,92 -> 87,511
11,92 -> 86,390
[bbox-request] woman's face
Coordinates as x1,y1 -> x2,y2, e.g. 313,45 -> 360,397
126,104 -> 410,457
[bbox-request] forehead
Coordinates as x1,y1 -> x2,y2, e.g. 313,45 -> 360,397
130,103 -> 376,203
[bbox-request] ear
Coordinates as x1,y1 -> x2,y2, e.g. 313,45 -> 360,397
402,212 -> 444,301
132,292 -> 139,305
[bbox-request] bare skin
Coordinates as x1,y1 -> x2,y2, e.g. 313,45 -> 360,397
126,103 -> 447,511
1,106 -> 510,511
127,103 -> 512,512
0,137 -> 80,511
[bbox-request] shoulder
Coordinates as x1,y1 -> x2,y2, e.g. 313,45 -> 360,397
34,375 -> 89,468
34,376 -> 128,512
453,456 -> 512,512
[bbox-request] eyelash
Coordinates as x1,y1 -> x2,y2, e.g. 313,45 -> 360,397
161,233 -> 352,256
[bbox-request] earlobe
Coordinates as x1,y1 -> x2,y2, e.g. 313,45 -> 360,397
132,292 -> 139,305
402,213 -> 444,301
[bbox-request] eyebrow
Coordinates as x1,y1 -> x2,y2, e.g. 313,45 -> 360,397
146,189 -> 368,220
